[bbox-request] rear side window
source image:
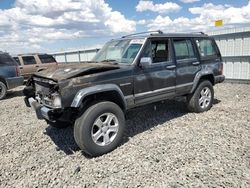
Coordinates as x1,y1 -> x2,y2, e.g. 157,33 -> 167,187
195,39 -> 217,57
13,57 -> 21,65
0,54 -> 17,66
173,39 -> 195,60
38,54 -> 56,64
23,56 -> 36,65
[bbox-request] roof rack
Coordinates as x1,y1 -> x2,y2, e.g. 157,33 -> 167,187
122,30 -> 163,38
192,32 -> 207,35
17,53 -> 47,56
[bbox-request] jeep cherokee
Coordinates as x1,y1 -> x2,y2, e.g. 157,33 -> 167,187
23,31 -> 225,156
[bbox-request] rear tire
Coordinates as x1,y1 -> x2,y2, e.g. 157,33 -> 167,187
186,80 -> 214,113
74,101 -> 125,157
0,81 -> 7,100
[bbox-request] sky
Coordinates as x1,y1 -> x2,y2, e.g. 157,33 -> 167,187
0,0 -> 250,55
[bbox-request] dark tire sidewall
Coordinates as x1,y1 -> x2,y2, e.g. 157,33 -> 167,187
194,81 -> 214,112
0,81 -> 7,100
75,102 -> 125,156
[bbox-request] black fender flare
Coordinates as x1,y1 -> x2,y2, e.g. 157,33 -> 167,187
71,84 -> 127,109
190,70 -> 215,93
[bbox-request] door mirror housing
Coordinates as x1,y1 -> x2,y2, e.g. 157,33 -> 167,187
140,57 -> 152,68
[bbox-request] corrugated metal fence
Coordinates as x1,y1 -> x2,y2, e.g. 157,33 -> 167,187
51,27 -> 250,80
208,27 -> 250,80
52,49 -> 99,64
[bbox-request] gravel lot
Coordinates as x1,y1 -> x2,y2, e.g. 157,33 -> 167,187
0,83 -> 249,187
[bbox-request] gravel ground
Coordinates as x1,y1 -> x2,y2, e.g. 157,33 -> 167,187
0,83 -> 249,187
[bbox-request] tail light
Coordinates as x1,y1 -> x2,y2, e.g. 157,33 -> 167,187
219,63 -> 223,75
16,66 -> 21,76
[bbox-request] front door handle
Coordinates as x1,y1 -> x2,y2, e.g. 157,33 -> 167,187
192,62 -> 200,65
166,65 -> 176,70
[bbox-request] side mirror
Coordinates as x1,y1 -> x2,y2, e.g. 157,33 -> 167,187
140,57 -> 152,68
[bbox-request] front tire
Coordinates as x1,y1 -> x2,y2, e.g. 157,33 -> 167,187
0,81 -> 7,100
74,101 -> 125,157
186,80 -> 214,113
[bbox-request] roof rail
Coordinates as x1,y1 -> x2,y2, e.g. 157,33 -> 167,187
192,32 -> 207,35
122,30 -> 163,38
17,53 -> 46,56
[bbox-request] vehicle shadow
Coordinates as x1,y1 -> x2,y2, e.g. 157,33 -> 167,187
124,98 -> 221,141
44,98 -> 221,157
123,99 -> 187,141
44,126 -> 79,155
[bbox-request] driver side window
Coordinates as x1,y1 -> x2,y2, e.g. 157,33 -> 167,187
141,39 -> 170,63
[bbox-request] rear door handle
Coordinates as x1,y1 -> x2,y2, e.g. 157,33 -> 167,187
192,62 -> 200,65
166,65 -> 176,70
19,67 -> 23,69
35,65 -> 39,67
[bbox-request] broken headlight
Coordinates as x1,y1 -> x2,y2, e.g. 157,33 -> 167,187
51,93 -> 62,108
40,93 -> 62,108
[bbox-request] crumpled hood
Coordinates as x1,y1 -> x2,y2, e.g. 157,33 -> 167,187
34,62 -> 119,81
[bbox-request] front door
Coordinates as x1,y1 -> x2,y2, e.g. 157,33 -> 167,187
134,38 -> 176,105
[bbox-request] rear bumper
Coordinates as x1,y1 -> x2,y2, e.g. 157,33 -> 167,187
214,75 -> 225,84
6,76 -> 24,89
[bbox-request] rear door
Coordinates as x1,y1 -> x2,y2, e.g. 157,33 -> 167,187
172,38 -> 201,95
134,38 -> 176,105
195,38 -> 222,76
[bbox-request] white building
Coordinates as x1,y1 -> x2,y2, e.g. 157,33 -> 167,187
208,26 -> 250,80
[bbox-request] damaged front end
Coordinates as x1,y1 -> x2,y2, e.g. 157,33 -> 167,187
23,76 -> 74,123
23,62 -> 120,123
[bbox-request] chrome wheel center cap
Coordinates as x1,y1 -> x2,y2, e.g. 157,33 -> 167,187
102,126 -> 108,133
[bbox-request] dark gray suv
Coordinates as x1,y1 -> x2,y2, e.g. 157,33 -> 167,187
0,52 -> 24,99
24,31 -> 225,156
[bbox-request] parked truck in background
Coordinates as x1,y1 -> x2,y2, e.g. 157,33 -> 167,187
13,54 -> 57,80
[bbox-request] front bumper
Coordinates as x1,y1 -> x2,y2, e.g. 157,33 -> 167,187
215,75 -> 225,84
25,97 -> 54,121
6,76 -> 24,89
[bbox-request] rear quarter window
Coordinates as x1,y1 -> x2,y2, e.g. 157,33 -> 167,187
38,55 -> 56,64
0,54 -> 17,66
13,57 -> 21,65
195,39 -> 218,58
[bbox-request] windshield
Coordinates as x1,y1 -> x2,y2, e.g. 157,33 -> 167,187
92,39 -> 144,64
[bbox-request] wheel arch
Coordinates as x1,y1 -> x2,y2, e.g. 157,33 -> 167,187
191,71 -> 215,93
71,84 -> 127,111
